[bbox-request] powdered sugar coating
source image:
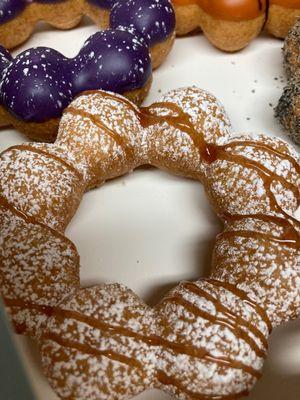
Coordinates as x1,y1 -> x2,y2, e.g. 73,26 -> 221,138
0,206 -> 79,338
41,281 -> 269,400
0,87 -> 299,400
0,146 -> 85,231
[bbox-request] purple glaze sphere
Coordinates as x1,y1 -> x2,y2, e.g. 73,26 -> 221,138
87,0 -> 116,9
72,29 -> 151,95
0,0 -> 175,122
0,45 -> 12,73
1,47 -> 73,122
0,0 -> 26,24
110,0 -> 175,46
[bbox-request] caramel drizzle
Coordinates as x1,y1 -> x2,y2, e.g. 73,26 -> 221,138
220,211 -> 299,248
0,144 -> 83,182
180,281 -> 268,351
42,336 -> 249,400
67,106 -> 135,164
4,297 -> 260,378
222,140 -> 300,176
0,193 -> 77,254
217,230 -> 299,248
207,280 -> 272,333
1,91 -> 298,391
157,370 -> 249,400
42,331 -> 143,370
83,91 -> 299,324
160,294 -> 264,374
223,212 -> 299,237
137,101 -> 300,235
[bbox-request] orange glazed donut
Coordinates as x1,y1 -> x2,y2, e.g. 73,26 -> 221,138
172,0 -> 300,51
0,87 -> 299,399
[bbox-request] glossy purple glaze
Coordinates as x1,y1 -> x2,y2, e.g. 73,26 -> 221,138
0,0 -> 175,122
0,0 -> 26,24
72,29 -> 151,95
0,29 -> 151,122
110,0 -> 175,46
87,0 -> 115,9
0,45 -> 12,72
1,48 -> 73,122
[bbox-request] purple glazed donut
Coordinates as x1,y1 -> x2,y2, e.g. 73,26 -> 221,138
0,0 -> 175,46
0,0 -> 26,24
0,0 -> 175,130
1,30 -> 151,122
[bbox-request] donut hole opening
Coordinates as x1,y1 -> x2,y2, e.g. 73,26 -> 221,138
66,166 -> 221,306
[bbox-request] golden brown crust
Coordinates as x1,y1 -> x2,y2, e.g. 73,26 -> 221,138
267,4 -> 300,38
175,4 -> 203,36
0,0 -> 83,49
174,1 -> 300,51
199,10 -> 265,52
0,87 -> 299,400
151,33 -> 176,69
0,77 -> 152,143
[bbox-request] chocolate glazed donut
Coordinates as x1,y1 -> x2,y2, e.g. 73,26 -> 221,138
0,0 -> 175,141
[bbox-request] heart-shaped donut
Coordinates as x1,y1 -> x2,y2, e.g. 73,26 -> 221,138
0,86 -> 299,399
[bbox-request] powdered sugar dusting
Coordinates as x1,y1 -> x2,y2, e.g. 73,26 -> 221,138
0,87 -> 299,400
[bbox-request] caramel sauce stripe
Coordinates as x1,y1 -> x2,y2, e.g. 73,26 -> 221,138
217,229 -> 299,248
157,370 -> 250,400
160,293 -> 265,362
3,297 -> 260,378
66,107 -> 135,164
181,281 -> 268,351
222,212 -> 300,238
0,194 -> 77,254
43,336 -> 251,399
222,140 -> 300,175
217,151 -> 299,202
44,336 -> 251,399
43,332 -> 143,370
0,144 -> 83,182
139,102 -> 300,237
207,280 -> 272,333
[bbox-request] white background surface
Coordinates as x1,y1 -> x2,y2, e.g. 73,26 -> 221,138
0,18 -> 300,400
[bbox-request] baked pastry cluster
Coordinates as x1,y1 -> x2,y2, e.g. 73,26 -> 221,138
0,0 -> 175,51
276,20 -> 300,145
0,87 -> 299,400
173,0 -> 300,51
0,0 -> 175,142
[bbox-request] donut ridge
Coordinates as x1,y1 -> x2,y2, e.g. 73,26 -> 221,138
0,86 -> 299,400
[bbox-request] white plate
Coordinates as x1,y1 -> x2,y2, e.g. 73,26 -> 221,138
1,18 -> 300,400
